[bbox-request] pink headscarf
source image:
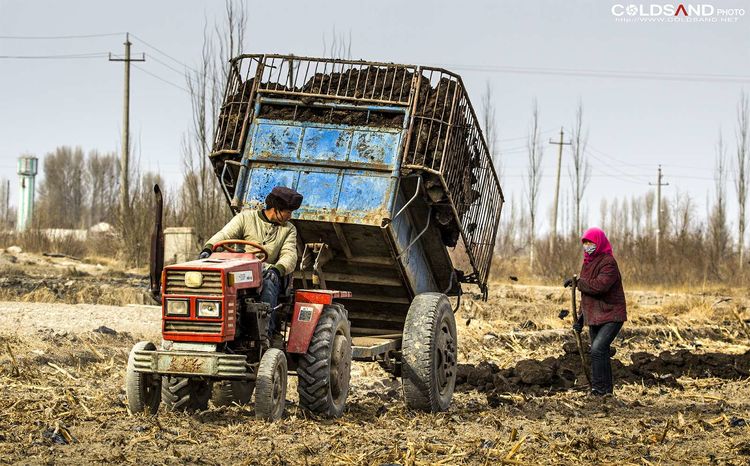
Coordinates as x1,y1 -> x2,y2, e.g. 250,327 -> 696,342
581,227 -> 613,264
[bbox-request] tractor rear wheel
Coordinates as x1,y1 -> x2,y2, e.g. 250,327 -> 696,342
125,341 -> 161,414
402,293 -> 457,412
211,380 -> 255,407
161,376 -> 211,412
255,348 -> 287,420
297,303 -> 351,418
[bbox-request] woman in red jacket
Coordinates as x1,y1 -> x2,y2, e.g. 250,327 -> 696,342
564,227 -> 627,396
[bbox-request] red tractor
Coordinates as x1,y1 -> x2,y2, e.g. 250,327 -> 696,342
126,240 -> 352,420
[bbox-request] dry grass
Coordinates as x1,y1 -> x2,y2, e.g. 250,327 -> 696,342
2,284 -> 750,464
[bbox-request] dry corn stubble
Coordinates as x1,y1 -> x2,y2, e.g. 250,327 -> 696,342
0,271 -> 750,463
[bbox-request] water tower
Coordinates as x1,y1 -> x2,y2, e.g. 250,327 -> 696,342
16,156 -> 38,231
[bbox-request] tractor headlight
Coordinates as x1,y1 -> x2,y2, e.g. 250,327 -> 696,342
197,300 -> 221,318
165,299 -> 189,316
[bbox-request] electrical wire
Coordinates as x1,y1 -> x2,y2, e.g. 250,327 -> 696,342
130,33 -> 197,73
0,52 -> 108,59
586,144 -> 655,169
0,32 -> 126,40
431,63 -> 750,84
148,54 -> 190,76
133,64 -> 190,94
492,128 -> 557,144
585,150 -> 652,183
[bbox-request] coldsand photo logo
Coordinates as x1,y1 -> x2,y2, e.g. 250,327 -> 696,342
611,3 -> 745,22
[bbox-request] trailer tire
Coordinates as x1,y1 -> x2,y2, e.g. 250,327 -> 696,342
125,341 -> 161,414
297,303 -> 351,418
255,348 -> 287,420
402,292 -> 457,412
211,380 -> 255,407
161,376 -> 211,412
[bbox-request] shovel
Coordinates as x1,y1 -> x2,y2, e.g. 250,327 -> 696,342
571,275 -> 592,386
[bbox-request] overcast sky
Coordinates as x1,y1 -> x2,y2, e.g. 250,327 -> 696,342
1,0 -> 748,233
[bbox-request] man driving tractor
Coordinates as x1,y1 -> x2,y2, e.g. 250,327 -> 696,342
199,186 -> 303,335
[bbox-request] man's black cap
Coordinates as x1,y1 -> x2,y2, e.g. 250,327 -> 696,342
266,186 -> 303,211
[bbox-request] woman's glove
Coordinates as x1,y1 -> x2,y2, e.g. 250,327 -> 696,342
563,277 -> 575,288
198,248 -> 212,259
572,316 -> 584,333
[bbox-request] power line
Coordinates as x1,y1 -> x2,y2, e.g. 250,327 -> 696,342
0,52 -> 108,59
0,32 -> 126,40
133,64 -> 189,93
129,33 -> 197,73
148,54 -> 189,76
493,128 -> 557,143
586,144 -> 655,169
432,63 -> 750,84
584,149 -> 653,184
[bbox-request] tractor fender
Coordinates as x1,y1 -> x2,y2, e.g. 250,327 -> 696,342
286,302 -> 327,354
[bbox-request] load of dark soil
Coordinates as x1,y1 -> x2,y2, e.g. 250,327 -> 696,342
457,342 -> 750,399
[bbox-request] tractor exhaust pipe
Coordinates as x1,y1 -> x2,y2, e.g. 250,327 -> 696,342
149,184 -> 164,304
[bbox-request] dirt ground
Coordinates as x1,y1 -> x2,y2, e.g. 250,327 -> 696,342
1,251 -> 750,465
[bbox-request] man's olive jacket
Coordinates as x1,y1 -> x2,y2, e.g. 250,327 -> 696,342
204,209 -> 297,276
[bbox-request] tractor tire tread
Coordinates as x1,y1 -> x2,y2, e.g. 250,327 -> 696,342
297,304 -> 351,418
161,376 -> 211,412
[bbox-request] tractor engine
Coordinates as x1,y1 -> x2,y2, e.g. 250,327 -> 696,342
160,252 -> 267,349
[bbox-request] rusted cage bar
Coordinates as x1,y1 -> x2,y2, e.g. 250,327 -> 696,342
210,54 -> 504,291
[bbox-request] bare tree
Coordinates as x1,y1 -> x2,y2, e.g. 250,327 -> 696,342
480,81 -> 501,179
644,191 -> 655,235
181,1 -> 245,245
525,100 -> 544,268
86,150 -> 120,225
708,132 -> 731,276
0,178 -> 9,229
735,92 -> 750,269
37,146 -> 88,228
323,26 -> 352,60
568,102 -> 590,235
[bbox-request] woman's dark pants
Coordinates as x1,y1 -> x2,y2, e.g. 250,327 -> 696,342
588,322 -> 623,394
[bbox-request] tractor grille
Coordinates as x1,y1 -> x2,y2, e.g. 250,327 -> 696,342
164,320 -> 222,334
165,270 -> 223,296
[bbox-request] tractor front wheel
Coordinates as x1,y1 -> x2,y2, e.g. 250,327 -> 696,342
161,376 -> 211,412
402,293 -> 457,412
255,348 -> 287,420
297,303 -> 352,418
125,341 -> 161,414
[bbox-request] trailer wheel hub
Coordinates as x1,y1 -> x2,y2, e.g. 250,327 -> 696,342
436,319 -> 456,395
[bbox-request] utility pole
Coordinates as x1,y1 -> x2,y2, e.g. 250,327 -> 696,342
109,33 -> 145,224
549,127 -> 571,250
649,165 -> 669,256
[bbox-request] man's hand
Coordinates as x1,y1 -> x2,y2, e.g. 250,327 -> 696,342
563,277 -> 575,288
573,316 -> 584,333
198,248 -> 212,259
264,265 -> 282,283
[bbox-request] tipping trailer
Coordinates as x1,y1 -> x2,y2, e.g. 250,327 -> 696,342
206,54 -> 504,411
209,54 -> 504,410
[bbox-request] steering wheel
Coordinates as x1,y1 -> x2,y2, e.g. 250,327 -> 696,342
212,240 -> 269,263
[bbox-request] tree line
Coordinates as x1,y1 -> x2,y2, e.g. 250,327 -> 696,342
487,91 -> 750,287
